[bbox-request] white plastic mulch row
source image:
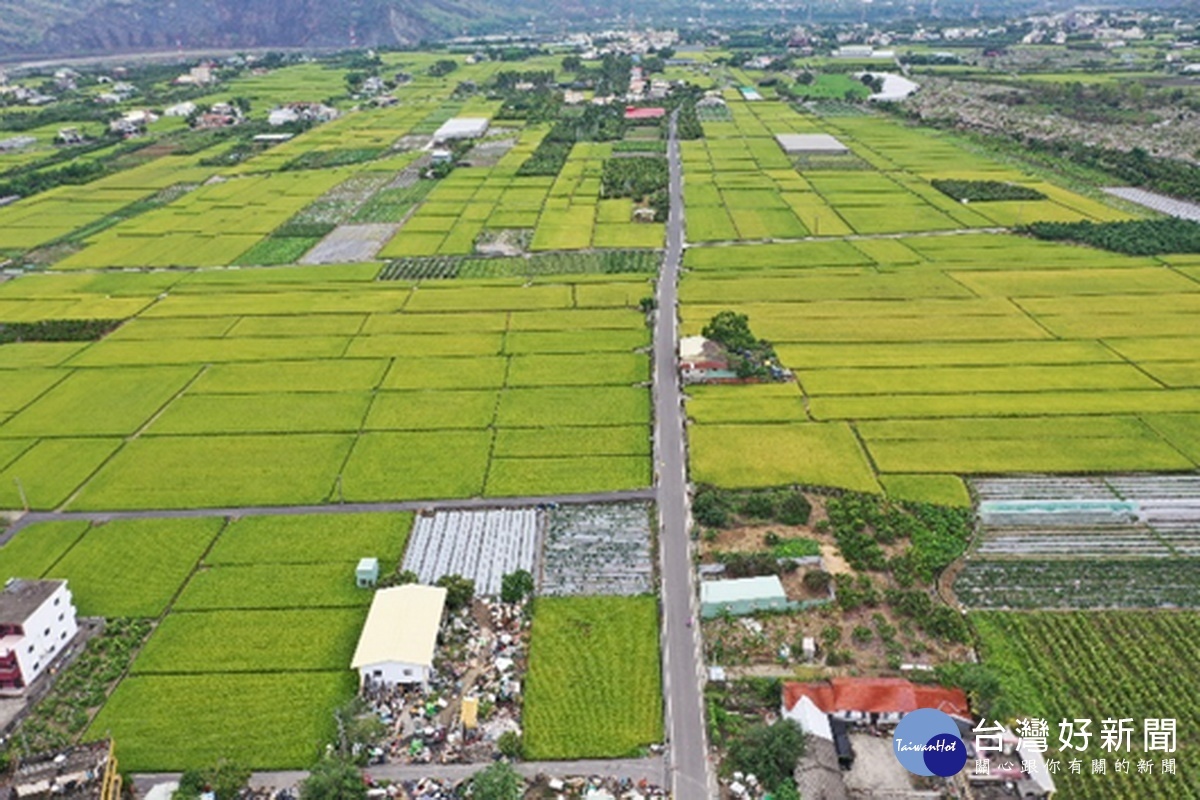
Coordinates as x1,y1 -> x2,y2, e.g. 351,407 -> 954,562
1102,187 -> 1200,222
403,508 -> 541,596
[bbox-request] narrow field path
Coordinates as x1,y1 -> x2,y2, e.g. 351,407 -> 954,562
0,488 -> 657,543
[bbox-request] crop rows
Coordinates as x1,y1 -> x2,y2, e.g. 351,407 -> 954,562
956,558 -> 1200,609
541,503 -> 654,597
379,249 -> 660,280
973,611 -> 1200,800
402,508 -> 540,596
523,596 -> 662,759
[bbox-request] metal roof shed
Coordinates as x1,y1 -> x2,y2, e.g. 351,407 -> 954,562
433,117 -> 489,141
356,558 -> 379,587
351,584 -> 447,687
775,133 -> 849,155
700,575 -> 789,618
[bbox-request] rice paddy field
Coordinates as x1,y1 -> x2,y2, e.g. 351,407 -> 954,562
680,100 -> 1199,505
5,44 -> 1196,778
0,512 -> 409,770
523,595 -> 663,759
0,268 -> 653,510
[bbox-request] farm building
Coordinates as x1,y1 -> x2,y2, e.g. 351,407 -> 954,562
862,73 -> 921,102
739,87 -> 763,101
775,133 -> 850,156
624,106 -> 665,121
433,117 -> 489,142
700,575 -> 789,618
351,584 -> 446,688
782,677 -> 970,727
355,558 -> 379,588
0,579 -> 79,692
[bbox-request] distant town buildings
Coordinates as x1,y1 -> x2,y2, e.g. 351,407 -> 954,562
267,102 -> 338,127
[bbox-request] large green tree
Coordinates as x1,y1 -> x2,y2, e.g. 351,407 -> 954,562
726,720 -> 807,792
299,758 -> 366,800
702,310 -> 758,351
467,762 -> 523,800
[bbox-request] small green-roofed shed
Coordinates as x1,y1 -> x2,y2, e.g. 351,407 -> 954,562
700,575 -> 789,619
356,558 -> 379,588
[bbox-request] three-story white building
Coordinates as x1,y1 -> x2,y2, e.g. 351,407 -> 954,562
0,579 -> 78,692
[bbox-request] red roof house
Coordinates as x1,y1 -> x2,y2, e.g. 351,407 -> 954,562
783,677 -> 970,726
624,106 -> 666,121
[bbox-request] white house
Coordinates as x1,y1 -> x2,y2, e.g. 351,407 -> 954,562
268,107 -> 300,126
351,584 -> 446,688
164,101 -> 197,118
0,579 -> 79,693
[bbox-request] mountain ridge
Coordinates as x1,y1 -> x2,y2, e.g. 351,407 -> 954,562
0,0 -> 580,57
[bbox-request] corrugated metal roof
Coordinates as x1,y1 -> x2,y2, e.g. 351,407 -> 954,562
351,584 -> 446,669
433,117 -> 489,139
775,133 -> 848,154
700,575 -> 787,604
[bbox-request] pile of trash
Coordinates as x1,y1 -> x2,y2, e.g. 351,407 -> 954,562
364,598 -> 529,765
392,774 -> 670,800
725,772 -> 765,799
529,775 -> 670,799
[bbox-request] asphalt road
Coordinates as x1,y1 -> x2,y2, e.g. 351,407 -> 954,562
655,112 -> 715,799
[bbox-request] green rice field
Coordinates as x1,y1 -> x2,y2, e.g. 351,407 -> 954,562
680,101 -> 1196,504
0,270 -> 654,511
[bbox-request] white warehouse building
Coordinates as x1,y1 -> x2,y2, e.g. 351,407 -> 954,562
351,584 -> 447,688
0,579 -> 79,693
432,117 -> 489,142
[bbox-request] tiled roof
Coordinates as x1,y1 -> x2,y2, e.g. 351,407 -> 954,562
783,677 -> 969,718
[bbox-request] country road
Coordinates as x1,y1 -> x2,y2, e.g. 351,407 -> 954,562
655,112 -> 715,799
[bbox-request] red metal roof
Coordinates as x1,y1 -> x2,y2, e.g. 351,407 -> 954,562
783,678 -> 969,719
624,106 -> 666,120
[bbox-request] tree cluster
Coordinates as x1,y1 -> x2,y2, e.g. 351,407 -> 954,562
821,493 -> 972,585
1032,141 -> 1200,203
693,485 -> 812,529
600,155 -> 668,215
724,720 -> 807,794
427,59 -> 458,78
0,319 -> 123,343
933,179 -> 1046,203
701,310 -> 781,379
516,105 -> 626,177
174,761 -> 251,800
1022,217 -> 1200,256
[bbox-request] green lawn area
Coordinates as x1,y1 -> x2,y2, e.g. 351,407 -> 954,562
524,596 -> 663,759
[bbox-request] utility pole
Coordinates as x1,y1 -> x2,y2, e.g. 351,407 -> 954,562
14,477 -> 28,512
